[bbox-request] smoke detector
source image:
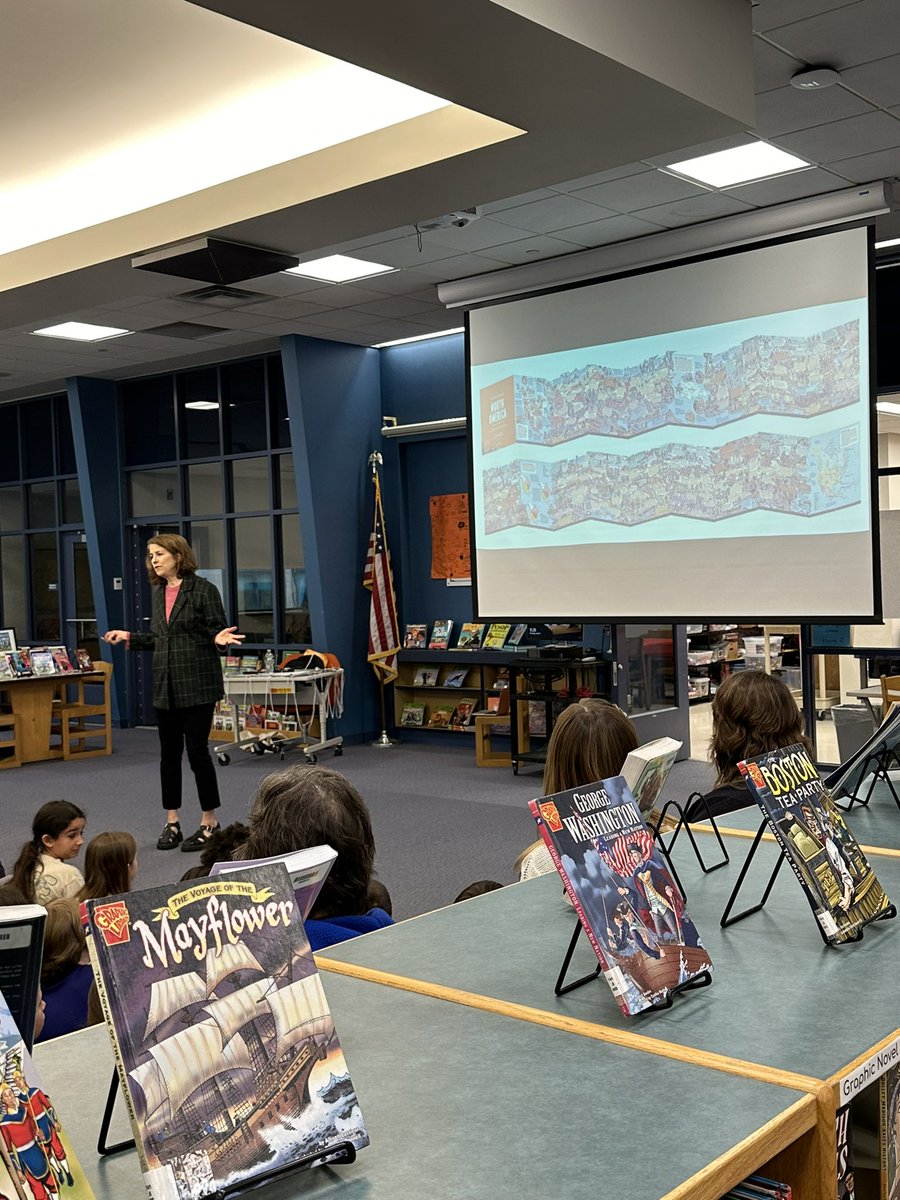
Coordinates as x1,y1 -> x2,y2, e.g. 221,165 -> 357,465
416,207 -> 482,232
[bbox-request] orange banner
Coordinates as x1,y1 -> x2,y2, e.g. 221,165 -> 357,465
430,493 -> 471,579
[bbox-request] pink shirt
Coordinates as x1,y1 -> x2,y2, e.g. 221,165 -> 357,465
164,584 -> 180,622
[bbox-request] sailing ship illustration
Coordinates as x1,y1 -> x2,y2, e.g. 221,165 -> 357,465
87,868 -> 368,1199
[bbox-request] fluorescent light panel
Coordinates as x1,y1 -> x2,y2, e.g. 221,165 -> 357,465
31,321 -> 132,342
665,142 -> 811,189
373,327 -> 465,348
876,401 -> 900,415
285,254 -> 395,282
184,401 -> 219,411
876,237 -> 900,249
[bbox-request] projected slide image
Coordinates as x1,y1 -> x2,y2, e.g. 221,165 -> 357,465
483,426 -> 861,533
479,319 -> 860,455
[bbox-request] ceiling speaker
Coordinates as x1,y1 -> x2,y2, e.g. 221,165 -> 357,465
132,237 -> 299,284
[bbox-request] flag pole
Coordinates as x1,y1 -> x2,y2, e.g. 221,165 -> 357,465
366,452 -> 398,747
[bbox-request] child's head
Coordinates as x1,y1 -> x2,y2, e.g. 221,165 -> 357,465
543,699 -> 638,795
12,801 -> 86,901
41,897 -> 86,988
236,765 -> 375,919
454,880 -> 503,904
710,670 -> 813,786
79,831 -> 138,901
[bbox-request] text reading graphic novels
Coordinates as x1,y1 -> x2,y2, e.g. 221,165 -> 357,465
739,744 -> 892,944
529,776 -> 713,1016
468,225 -> 874,621
0,986 -> 97,1200
84,866 -> 368,1200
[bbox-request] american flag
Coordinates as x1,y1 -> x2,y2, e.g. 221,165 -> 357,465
597,828 -> 656,879
363,471 -> 400,683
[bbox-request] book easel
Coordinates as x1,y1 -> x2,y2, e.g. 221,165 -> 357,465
554,917 -> 712,1009
720,818 -> 897,945
649,794 -> 730,875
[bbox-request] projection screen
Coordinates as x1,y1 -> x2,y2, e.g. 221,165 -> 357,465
467,224 -> 877,622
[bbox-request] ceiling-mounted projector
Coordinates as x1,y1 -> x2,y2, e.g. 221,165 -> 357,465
416,207 -> 482,232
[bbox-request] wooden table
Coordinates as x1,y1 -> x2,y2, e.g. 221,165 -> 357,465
0,670 -> 99,764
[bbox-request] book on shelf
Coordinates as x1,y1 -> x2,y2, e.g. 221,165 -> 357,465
826,704 -> 900,802
400,702 -> 426,727
413,667 -> 439,687
73,648 -> 93,672
444,668 -> 469,688
84,864 -> 368,1200
724,1176 -> 792,1198
836,1098 -> 854,1200
0,906 -> 47,1052
529,775 -> 713,1016
0,654 -> 13,680
7,651 -> 32,677
449,700 -> 474,728
0,985 -> 98,1199
621,736 -> 682,823
739,743 -> 892,945
482,623 -> 511,650
28,648 -> 56,676
506,623 -> 528,647
427,704 -> 455,728
454,622 -> 485,650
881,1061 -> 900,1200
403,623 -> 427,649
209,844 -> 337,923
428,619 -> 453,650
49,645 -> 74,673
0,629 -> 15,653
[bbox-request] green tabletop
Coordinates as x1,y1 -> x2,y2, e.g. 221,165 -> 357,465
319,835 -> 900,1085
35,973 -> 814,1200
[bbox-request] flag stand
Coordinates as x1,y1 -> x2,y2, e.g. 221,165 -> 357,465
365,451 -> 400,746
372,678 -> 397,747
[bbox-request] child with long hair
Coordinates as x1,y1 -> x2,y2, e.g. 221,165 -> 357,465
78,831 -> 138,901
36,897 -> 93,1042
11,801 -> 86,904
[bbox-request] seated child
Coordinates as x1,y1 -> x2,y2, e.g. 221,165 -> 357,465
11,802 -> 86,904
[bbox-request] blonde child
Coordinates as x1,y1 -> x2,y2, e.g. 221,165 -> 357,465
11,801 -> 86,904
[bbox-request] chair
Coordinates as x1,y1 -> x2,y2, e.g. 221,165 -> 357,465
881,673 -> 900,720
57,660 -> 113,759
0,713 -> 20,769
474,687 -> 529,768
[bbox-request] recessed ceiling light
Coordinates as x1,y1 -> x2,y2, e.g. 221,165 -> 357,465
664,142 -> 811,189
372,328 -> 465,348
876,237 -> 900,250
284,254 -> 395,283
876,401 -> 900,415
30,321 -> 132,342
184,401 -> 219,411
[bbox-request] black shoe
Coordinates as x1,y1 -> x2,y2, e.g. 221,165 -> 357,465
157,822 -> 182,850
181,823 -> 219,852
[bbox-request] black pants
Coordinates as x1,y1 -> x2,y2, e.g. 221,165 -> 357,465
156,703 -> 221,815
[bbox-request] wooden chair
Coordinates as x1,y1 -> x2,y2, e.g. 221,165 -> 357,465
57,660 -> 113,759
881,673 -> 900,721
475,687 -> 530,768
0,712 -> 20,769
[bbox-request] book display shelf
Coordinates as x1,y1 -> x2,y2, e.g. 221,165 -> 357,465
394,649 -> 515,735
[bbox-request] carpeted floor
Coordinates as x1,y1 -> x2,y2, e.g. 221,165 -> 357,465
0,731 -> 716,921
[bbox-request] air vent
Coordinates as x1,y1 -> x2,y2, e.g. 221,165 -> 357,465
132,237 -> 299,284
180,285 -> 266,306
145,322 -> 229,340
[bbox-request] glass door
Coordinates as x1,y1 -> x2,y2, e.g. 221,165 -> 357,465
612,623 -> 690,749
61,531 -> 99,662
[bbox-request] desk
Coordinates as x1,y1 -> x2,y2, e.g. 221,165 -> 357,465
0,670 -> 99,765
36,975 -> 817,1200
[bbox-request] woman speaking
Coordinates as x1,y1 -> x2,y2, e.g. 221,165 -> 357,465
104,534 -> 244,852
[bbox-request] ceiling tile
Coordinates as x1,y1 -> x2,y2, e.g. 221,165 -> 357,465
753,85 -> 874,137
825,145 -> 900,181
752,36 -> 805,93
296,309 -> 384,330
552,213 -> 668,247
412,252 -> 513,280
551,163 -> 649,192
231,297 -> 333,319
571,170 -> 708,212
761,0 -> 900,68
348,236 -> 463,269
487,193 -> 618,234
775,110 -> 900,162
481,188 -> 558,215
477,235 -> 587,267
349,296 -> 440,319
630,191 -> 756,228
753,0 -> 856,34
420,217 -> 533,253
841,54 -> 900,108
725,165 -> 852,205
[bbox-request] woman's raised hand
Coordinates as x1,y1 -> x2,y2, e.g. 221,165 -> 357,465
214,627 -> 246,648
103,630 -> 129,644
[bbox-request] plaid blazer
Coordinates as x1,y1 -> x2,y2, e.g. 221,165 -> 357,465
129,573 -> 226,710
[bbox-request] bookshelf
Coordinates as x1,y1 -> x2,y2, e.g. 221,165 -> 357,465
394,649 -> 513,734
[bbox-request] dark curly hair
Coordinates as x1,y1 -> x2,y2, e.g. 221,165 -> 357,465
710,670 -> 813,787
233,766 -> 376,919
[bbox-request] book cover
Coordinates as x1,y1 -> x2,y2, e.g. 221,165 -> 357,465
427,705 -> 454,728
428,620 -> 453,650
882,1063 -> 900,1200
482,623 -> 511,650
400,703 -> 426,727
506,623 -> 528,646
7,652 -> 32,678
209,845 -> 337,924
84,865 -> 368,1200
739,744 -> 892,945
29,649 -> 56,677
454,623 -> 485,650
74,649 -> 93,672
403,624 -> 427,649
621,737 -> 682,822
449,701 -> 474,728
0,986 -> 98,1200
0,907 -> 46,1052
413,667 -> 439,687
0,655 -> 12,680
529,775 -> 713,1016
836,1101 -> 854,1200
48,646 -> 74,673
444,668 -> 469,688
